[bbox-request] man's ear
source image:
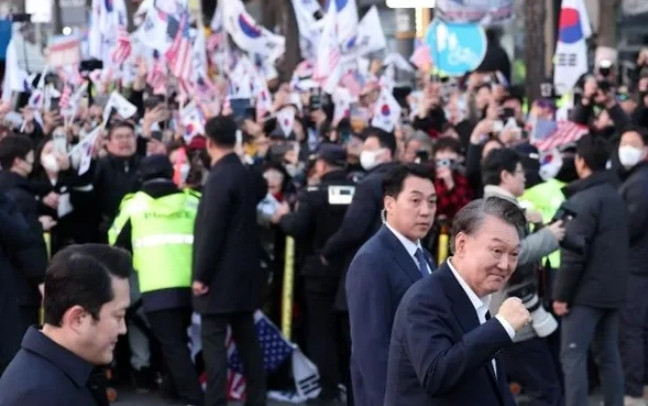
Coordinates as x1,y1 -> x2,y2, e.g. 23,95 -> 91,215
499,169 -> 509,185
454,231 -> 468,257
62,305 -> 90,334
383,195 -> 396,218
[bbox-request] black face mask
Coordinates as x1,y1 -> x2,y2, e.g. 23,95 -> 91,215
556,157 -> 578,183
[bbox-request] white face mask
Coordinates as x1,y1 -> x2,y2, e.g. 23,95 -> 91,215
360,149 -> 383,171
618,146 -> 645,168
41,154 -> 60,173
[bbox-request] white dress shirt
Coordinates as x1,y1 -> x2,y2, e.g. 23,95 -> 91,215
447,258 -> 515,378
385,223 -> 432,274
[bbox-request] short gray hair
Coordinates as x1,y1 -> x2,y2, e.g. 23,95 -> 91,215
450,197 -> 526,253
406,130 -> 433,152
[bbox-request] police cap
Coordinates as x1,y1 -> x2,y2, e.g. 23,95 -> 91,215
139,154 -> 174,181
313,144 -> 347,167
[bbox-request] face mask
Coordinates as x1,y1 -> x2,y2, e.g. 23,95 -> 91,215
285,163 -> 299,178
41,154 -> 59,173
619,146 -> 645,168
360,149 -> 383,171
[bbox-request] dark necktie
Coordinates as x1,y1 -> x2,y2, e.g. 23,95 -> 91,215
414,248 -> 429,277
484,311 -> 498,378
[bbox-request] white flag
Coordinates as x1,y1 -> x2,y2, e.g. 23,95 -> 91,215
191,27 -> 208,82
384,52 -> 414,73
371,86 -> 401,132
351,6 -> 386,56
1,38 -> 30,102
291,0 -> 324,61
103,91 -> 137,124
330,0 -> 358,50
315,1 -> 343,94
89,0 -> 128,67
181,102 -> 205,142
136,1 -> 172,52
70,126 -> 101,175
553,0 -> 592,95
292,346 -> 321,400
222,0 -> 286,63
276,106 -> 297,137
332,87 -> 353,126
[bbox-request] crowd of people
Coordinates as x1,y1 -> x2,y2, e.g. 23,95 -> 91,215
0,23 -> 647,406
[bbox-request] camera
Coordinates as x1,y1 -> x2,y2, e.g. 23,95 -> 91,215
415,150 -> 429,164
526,294 -> 559,337
509,283 -> 558,337
435,158 -> 455,169
552,201 -> 584,254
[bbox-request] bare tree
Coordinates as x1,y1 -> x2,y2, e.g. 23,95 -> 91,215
524,0 -> 546,103
597,0 -> 620,48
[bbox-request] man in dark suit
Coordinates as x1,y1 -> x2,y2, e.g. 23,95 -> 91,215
0,244 -> 132,405
0,135 -> 48,334
385,197 -> 533,406
192,116 -> 268,406
321,128 -> 399,405
346,164 -> 437,406
0,193 -> 38,375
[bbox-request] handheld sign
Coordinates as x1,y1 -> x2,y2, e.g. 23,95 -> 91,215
424,19 -> 487,77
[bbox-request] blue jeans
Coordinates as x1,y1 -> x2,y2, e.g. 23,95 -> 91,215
560,306 -> 624,406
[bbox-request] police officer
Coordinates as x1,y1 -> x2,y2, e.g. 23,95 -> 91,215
273,144 -> 355,405
109,155 -> 203,406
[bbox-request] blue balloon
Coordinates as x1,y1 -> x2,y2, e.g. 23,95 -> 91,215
424,19 -> 487,76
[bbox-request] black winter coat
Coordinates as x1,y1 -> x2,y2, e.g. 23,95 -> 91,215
92,154 -> 141,240
0,171 -> 48,307
192,153 -> 268,314
0,193 -> 36,370
619,162 -> 648,276
321,161 -> 399,310
554,171 -> 629,308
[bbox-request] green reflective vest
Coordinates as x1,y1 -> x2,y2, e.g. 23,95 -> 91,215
109,190 -> 200,293
519,179 -> 566,268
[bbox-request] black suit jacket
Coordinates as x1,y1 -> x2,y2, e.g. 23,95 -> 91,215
385,262 -> 516,406
321,162 -> 399,310
192,153 -> 267,314
0,327 -> 108,405
0,171 -> 48,307
346,225 -> 435,406
0,193 -> 35,369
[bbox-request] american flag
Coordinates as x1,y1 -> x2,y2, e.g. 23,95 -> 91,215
207,32 -> 223,52
225,312 -> 294,400
195,74 -> 217,101
59,84 -> 71,111
177,77 -> 194,100
110,26 -> 132,65
340,72 -> 362,97
533,121 -> 589,151
147,57 -> 167,95
165,15 -> 193,81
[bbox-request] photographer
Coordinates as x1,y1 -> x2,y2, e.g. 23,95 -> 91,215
482,148 -> 565,406
432,136 -> 473,221
553,134 -> 628,406
571,75 -> 630,171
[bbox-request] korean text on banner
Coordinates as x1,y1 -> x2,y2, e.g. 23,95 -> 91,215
47,36 -> 81,68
